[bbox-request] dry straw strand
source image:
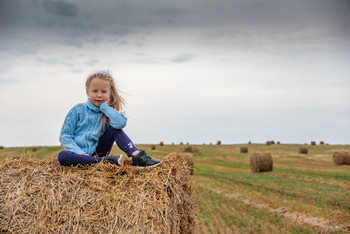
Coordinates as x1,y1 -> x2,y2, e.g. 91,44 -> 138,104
0,153 -> 197,233
178,153 -> 194,175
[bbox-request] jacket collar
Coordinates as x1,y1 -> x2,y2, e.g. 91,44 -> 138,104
86,98 -> 101,113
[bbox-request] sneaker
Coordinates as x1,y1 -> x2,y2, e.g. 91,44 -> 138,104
103,154 -> 126,166
132,150 -> 161,168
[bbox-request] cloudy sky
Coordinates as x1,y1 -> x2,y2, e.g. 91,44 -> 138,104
1,0 -> 349,147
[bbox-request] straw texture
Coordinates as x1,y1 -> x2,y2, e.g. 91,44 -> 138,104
250,152 -> 273,173
0,153 -> 196,233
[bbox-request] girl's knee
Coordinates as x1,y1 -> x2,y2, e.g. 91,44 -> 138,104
57,150 -> 71,165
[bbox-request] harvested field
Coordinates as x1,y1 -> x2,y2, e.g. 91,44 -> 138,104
0,153 -> 196,233
1,143 -> 350,233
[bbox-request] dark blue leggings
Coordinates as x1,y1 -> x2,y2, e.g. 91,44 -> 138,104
57,127 -> 139,166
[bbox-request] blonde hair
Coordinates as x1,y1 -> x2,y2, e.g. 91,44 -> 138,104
86,71 -> 125,126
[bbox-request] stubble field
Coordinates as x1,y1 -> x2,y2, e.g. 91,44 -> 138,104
1,143 -> 350,233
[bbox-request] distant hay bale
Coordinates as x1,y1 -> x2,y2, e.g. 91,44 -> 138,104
248,141 -> 251,144
320,141 -> 324,145
209,143 -> 212,145
240,147 -> 248,153
159,141 -> 164,146
311,141 -> 316,146
151,145 -> 156,150
179,153 -> 194,175
184,146 -> 199,153
333,151 -> 350,165
299,147 -> 308,154
277,141 -> 280,144
32,147 -> 38,152
0,153 -> 197,233
216,141 -> 221,145
0,146 -> 3,150
250,153 -> 273,173
266,141 -> 271,146
180,142 -> 184,145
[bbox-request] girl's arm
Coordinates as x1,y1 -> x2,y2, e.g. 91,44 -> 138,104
99,102 -> 127,129
59,107 -> 86,155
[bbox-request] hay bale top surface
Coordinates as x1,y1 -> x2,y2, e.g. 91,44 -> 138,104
0,153 -> 196,234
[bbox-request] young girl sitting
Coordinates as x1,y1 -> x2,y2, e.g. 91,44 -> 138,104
57,70 -> 161,168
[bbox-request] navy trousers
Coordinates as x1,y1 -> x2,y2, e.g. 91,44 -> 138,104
57,127 -> 139,166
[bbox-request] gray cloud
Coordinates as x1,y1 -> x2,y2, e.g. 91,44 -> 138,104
170,54 -> 194,63
42,1 -> 78,17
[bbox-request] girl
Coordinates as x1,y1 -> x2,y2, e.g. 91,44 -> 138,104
57,70 -> 161,168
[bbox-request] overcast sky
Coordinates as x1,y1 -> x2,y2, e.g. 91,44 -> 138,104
1,0 -> 349,147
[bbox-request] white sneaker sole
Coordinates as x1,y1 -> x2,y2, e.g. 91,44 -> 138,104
134,161 -> 162,169
118,154 -> 127,166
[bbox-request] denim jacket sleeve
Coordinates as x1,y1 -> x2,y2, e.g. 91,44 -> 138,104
59,106 -> 86,155
99,102 -> 127,129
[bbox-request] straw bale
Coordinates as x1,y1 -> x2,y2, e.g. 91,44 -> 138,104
266,141 -> 271,145
240,147 -> 248,153
184,146 -> 199,153
216,141 -> 221,145
159,141 -> 164,146
250,153 -> 273,173
32,147 -> 38,152
311,141 -> 316,146
299,147 -> 308,154
0,146 -> 4,150
179,153 -> 194,175
333,151 -> 350,165
320,141 -> 324,145
0,153 -> 197,233
151,145 -> 156,150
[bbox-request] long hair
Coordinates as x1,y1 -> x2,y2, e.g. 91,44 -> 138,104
85,71 -> 125,126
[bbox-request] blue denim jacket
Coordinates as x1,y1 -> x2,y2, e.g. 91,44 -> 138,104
59,99 -> 127,155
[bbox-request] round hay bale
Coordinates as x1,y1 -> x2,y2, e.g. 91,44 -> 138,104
159,141 -> 164,146
180,142 -> 184,145
184,146 -> 199,153
266,141 -> 271,146
216,141 -> 221,145
250,153 -> 273,173
248,141 -> 251,144
0,153 -> 197,233
311,141 -> 316,146
32,147 -> 38,152
0,146 -> 4,150
240,147 -> 248,153
333,151 -> 350,165
179,153 -> 194,175
299,147 -> 308,154
277,141 -> 280,144
320,141 -> 324,145
151,145 -> 156,150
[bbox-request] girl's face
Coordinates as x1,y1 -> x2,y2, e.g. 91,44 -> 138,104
86,78 -> 111,107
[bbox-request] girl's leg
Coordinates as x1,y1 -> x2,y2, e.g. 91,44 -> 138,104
57,150 -> 102,166
96,126 -> 139,157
